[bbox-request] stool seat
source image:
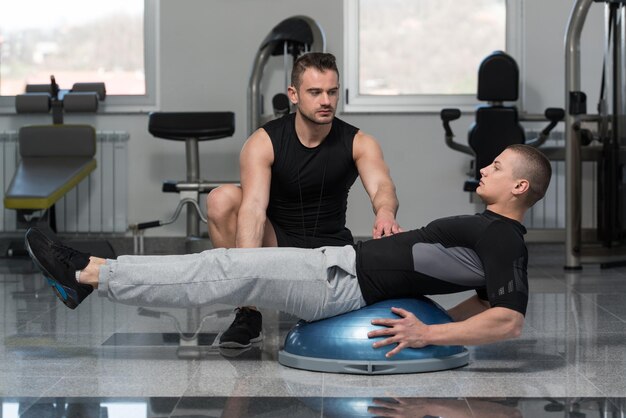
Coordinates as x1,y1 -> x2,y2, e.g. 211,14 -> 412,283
136,111 -> 237,240
148,112 -> 235,141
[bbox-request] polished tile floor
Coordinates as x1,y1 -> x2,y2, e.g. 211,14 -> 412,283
0,243 -> 625,417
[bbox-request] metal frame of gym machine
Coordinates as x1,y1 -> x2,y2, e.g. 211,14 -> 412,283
248,15 -> 325,135
565,0 -> 626,268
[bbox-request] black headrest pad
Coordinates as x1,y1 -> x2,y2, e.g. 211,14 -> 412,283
477,51 -> 519,102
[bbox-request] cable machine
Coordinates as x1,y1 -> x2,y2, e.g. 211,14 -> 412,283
565,0 -> 626,268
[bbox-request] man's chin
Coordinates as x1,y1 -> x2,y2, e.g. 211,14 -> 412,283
311,116 -> 334,126
315,111 -> 334,120
298,111 -> 334,125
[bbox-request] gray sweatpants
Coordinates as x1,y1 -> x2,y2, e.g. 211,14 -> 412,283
98,245 -> 366,321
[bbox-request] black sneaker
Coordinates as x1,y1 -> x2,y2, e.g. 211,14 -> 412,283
219,307 -> 263,348
25,228 -> 92,309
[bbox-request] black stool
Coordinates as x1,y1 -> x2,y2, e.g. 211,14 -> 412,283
132,112 -> 237,249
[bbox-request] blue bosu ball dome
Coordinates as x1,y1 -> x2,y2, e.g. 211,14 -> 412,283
278,297 -> 469,374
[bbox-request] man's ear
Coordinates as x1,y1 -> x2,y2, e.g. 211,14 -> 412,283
512,179 -> 530,196
287,85 -> 298,105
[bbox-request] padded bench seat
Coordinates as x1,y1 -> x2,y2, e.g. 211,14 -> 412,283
3,124 -> 97,211
4,157 -> 96,210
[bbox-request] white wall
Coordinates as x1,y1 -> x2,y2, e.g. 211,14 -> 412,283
0,0 -> 606,238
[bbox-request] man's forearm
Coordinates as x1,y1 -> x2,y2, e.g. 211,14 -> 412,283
425,307 -> 524,346
372,182 -> 399,217
235,206 -> 266,248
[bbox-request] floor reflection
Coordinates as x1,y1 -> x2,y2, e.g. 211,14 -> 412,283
3,397 -> 624,417
3,243 -> 626,406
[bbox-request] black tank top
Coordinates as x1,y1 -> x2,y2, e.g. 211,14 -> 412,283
262,113 -> 359,246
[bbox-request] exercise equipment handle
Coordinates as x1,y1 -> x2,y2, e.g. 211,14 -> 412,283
440,108 -> 472,155
525,107 -> 566,148
541,107 -> 566,137
136,220 -> 162,230
545,107 -> 565,123
130,197 -> 208,232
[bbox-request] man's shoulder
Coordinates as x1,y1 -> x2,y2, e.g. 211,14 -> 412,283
261,113 -> 295,137
475,214 -> 528,257
480,211 -> 527,237
332,115 -> 359,134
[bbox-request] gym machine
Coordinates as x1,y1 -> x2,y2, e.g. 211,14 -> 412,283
248,16 -> 326,135
3,76 -> 114,258
440,51 -> 564,194
565,0 -> 626,268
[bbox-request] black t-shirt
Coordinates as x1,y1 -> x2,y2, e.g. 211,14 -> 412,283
355,210 -> 529,315
262,113 -> 359,247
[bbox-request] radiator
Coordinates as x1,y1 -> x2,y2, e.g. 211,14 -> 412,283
1,131 -> 129,233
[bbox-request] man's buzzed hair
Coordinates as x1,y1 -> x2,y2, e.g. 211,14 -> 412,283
507,144 -> 552,207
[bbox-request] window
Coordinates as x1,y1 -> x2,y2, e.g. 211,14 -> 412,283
343,0 -> 521,113
0,0 -> 157,108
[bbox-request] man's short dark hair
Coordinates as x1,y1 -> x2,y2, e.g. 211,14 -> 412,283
507,144 -> 552,207
291,52 -> 339,90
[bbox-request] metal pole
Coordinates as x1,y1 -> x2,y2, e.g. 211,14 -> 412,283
564,0 -> 594,268
186,138 -> 200,237
247,46 -> 273,136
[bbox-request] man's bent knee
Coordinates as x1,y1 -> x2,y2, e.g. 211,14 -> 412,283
206,185 -> 242,222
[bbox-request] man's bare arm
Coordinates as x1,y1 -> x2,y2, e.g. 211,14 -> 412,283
353,132 -> 401,238
235,129 -> 274,248
368,296 -> 524,357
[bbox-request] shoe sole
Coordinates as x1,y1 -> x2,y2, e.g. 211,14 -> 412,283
219,346 -> 252,357
218,332 -> 263,349
25,232 -> 79,310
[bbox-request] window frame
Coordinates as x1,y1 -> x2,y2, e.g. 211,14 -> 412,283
342,0 -> 523,113
0,0 -> 159,112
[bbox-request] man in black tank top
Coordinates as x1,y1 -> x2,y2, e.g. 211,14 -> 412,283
205,53 -> 401,348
